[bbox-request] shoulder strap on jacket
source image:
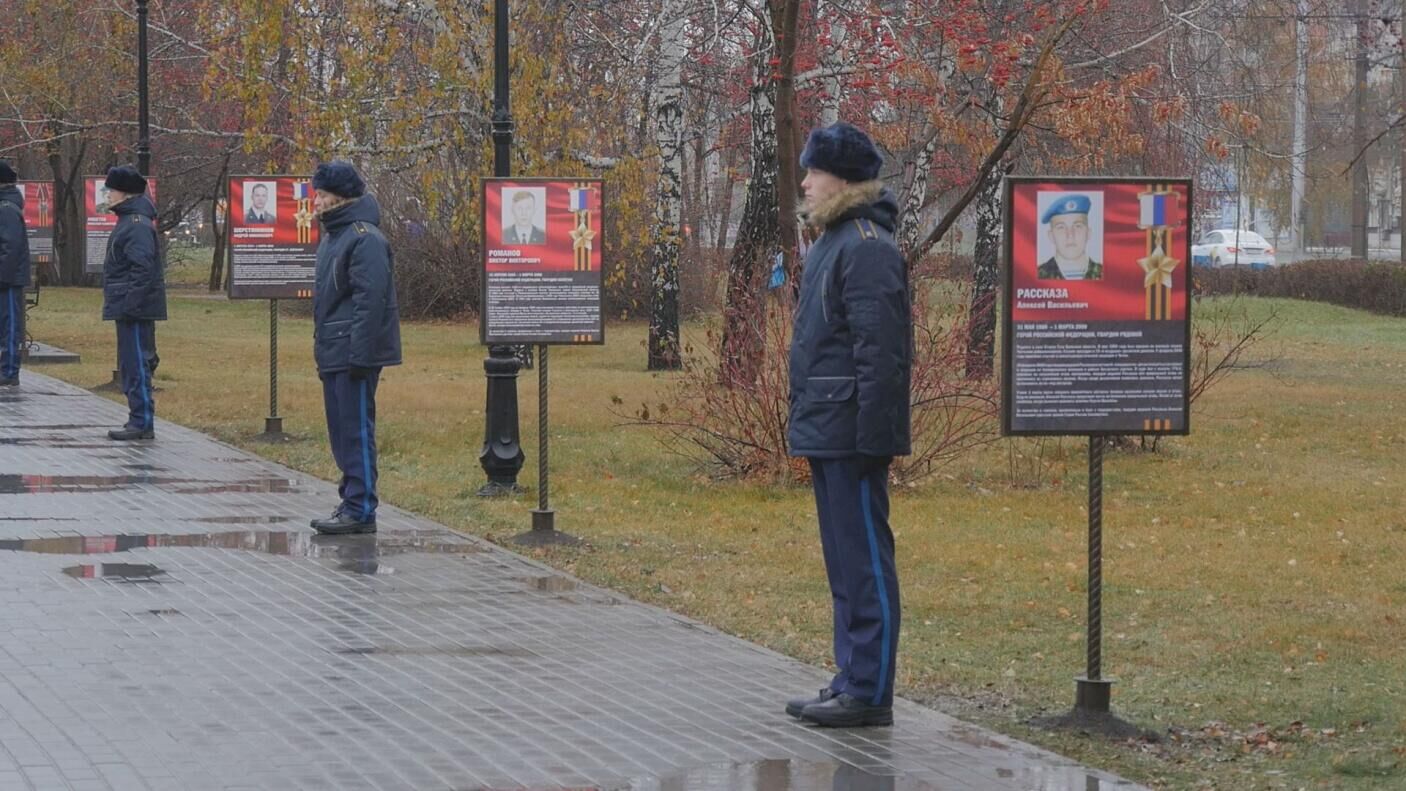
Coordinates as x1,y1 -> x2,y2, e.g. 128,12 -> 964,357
853,218 -> 878,241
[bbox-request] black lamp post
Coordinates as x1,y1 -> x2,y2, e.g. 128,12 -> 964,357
478,0 -> 526,497
136,0 -> 151,178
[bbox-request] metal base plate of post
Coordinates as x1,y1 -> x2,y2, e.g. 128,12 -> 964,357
255,416 -> 290,443
512,509 -> 581,547
1076,675 -> 1113,714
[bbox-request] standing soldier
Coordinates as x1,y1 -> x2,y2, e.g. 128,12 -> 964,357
309,161 -> 402,535
785,122 -> 912,727
0,162 -> 31,387
101,165 -> 166,440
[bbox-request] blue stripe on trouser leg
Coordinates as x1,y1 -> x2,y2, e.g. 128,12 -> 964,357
860,477 -> 893,706
116,319 -> 157,430
0,287 -> 18,379
323,369 -> 380,520
809,458 -> 852,693
359,379 -> 373,519
133,324 -> 152,429
812,458 -> 900,707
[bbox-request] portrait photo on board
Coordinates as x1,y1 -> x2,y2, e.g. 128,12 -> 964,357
1036,191 -> 1105,281
500,187 -> 547,246
243,181 -> 277,225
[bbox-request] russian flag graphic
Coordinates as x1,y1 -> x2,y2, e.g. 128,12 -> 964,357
568,187 -> 590,212
1139,192 -> 1168,228
293,182 -> 310,201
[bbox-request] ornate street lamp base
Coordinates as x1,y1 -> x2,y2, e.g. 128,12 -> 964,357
476,480 -> 525,498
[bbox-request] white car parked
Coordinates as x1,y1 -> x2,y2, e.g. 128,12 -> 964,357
1190,229 -> 1277,269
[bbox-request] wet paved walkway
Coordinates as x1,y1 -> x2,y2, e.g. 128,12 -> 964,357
0,373 -> 1144,791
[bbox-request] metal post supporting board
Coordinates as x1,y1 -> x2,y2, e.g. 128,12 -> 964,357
1076,435 -> 1112,714
514,344 -> 580,547
258,299 -> 287,440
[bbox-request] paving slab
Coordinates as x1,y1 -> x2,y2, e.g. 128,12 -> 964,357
0,372 -> 1147,791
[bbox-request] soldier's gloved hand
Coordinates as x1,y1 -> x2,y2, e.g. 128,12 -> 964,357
854,454 -> 892,478
348,365 -> 374,381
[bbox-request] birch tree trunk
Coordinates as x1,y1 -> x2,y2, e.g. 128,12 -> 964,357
647,2 -> 689,370
898,130 -> 941,259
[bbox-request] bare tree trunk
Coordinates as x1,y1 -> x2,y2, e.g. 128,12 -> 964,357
647,2 -> 689,370
48,135 -> 87,286
209,157 -> 230,292
898,130 -> 941,259
1351,0 -> 1369,258
771,0 -> 803,291
818,2 -> 847,127
720,47 -> 780,387
1399,0 -> 1405,265
966,163 -> 1009,379
715,146 -> 737,252
1291,0 -> 1309,255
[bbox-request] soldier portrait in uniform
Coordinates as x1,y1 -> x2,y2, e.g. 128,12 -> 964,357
1036,192 -> 1104,281
501,188 -> 547,246
95,182 -> 114,214
243,181 -> 277,225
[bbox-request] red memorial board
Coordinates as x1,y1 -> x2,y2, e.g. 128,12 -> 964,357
228,176 -> 318,299
1002,177 -> 1193,436
480,178 -> 605,345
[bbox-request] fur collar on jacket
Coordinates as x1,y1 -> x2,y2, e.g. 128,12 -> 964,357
803,179 -> 884,229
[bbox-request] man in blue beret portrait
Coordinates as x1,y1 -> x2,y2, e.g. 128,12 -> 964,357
1038,193 -> 1103,280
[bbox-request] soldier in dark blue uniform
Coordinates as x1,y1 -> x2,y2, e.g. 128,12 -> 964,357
308,162 -> 402,535
0,162 -> 31,387
100,166 -> 166,440
785,122 -> 912,728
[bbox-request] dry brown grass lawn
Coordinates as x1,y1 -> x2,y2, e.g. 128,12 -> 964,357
26,280 -> 1406,789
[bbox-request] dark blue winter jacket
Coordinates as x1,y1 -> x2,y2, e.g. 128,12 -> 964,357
0,185 -> 32,287
101,194 -> 167,321
788,185 -> 912,458
313,194 -> 402,374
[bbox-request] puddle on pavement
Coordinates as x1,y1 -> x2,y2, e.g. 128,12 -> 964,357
0,474 -> 300,495
0,439 -> 116,448
62,563 -> 166,583
6,424 -> 113,430
9,528 -> 483,579
607,760 -> 935,791
609,759 -> 1126,790
5,529 -> 482,558
195,516 -> 291,524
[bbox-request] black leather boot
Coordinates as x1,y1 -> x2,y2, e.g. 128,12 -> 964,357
800,693 -> 893,727
785,687 -> 836,718
311,509 -> 376,535
108,426 -> 154,440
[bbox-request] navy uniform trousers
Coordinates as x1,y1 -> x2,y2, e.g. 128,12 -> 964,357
322,368 -> 381,520
115,319 -> 158,430
809,457 -> 901,707
0,285 -> 24,380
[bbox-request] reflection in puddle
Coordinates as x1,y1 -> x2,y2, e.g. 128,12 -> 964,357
62,563 -> 166,583
0,474 -> 300,495
4,529 -> 482,561
611,760 -> 940,791
609,758 -> 1130,790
